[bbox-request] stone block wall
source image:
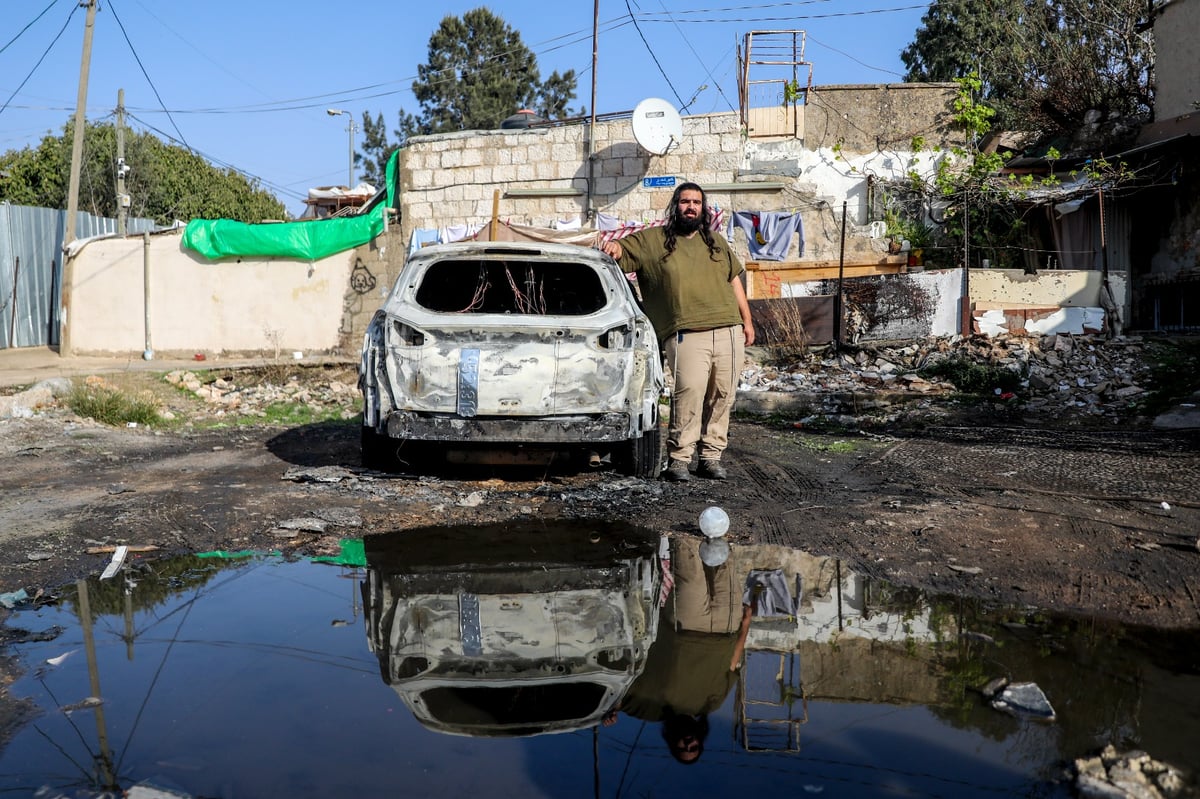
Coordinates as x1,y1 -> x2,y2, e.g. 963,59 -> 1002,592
394,83 -> 965,267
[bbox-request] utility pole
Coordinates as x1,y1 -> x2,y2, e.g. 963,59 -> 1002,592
116,89 -> 128,235
61,0 -> 98,356
65,0 -> 99,247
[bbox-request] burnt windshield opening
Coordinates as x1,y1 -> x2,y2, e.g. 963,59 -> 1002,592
415,259 -> 607,315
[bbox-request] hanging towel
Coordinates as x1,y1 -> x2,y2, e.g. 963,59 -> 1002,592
731,210 -> 804,261
408,228 -> 440,254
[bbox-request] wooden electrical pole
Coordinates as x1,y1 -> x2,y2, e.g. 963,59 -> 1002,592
60,0 -> 98,356
116,89 -> 128,235
64,0 -> 99,247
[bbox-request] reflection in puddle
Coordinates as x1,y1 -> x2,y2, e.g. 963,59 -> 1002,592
0,522 -> 1197,798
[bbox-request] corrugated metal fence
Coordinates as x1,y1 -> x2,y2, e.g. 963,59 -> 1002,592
0,203 -> 159,349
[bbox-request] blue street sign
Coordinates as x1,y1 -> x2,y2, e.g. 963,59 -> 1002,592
643,176 -> 677,188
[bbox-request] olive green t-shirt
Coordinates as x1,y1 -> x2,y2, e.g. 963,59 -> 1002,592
619,228 -> 745,343
617,621 -> 740,721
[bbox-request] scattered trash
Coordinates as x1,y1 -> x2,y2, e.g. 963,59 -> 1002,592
1134,542 -> 1161,552
193,353 -> 206,361
46,650 -> 76,666
948,564 -> 983,575
282,466 -> 355,483
26,551 -> 53,562
990,681 -> 1055,721
458,491 -> 485,507
276,518 -> 329,533
1160,501 -> 1171,512
960,631 -> 996,645
60,696 -> 103,714
0,589 -> 29,609
106,483 -> 134,495
99,545 -> 128,580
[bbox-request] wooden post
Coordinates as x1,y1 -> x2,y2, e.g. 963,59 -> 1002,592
490,190 -> 500,241
835,201 -> 847,348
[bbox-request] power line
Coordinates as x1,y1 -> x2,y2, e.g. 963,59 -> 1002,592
0,0 -> 65,57
627,0 -> 685,106
105,0 -> 189,151
0,1 -> 80,121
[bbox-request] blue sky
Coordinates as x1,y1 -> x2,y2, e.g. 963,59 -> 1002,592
0,0 -> 930,218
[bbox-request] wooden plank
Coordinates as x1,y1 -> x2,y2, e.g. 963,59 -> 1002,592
746,257 -> 906,272
749,263 -> 906,298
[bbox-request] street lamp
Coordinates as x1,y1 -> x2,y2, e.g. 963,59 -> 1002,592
326,108 -> 357,188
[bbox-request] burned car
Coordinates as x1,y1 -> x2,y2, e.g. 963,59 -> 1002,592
359,241 -> 664,475
361,522 -> 664,738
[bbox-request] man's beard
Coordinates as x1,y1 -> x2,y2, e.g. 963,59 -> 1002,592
674,213 -> 702,235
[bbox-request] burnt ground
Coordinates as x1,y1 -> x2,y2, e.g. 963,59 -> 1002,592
0,366 -> 1197,632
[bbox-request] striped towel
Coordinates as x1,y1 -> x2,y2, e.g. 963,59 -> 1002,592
596,209 -> 726,248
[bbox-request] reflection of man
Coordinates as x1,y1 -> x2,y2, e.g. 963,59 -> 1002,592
602,536 -> 752,764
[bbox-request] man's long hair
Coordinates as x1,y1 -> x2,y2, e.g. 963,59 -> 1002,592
663,182 -> 719,262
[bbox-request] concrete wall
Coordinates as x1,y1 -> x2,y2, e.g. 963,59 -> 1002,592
1154,0 -> 1200,122
65,229 -> 406,358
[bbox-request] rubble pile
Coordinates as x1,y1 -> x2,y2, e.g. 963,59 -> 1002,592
1074,745 -> 1192,799
740,333 -> 1154,425
164,369 -> 360,420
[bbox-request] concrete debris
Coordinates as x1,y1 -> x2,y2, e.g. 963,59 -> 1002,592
165,368 -> 359,420
276,518 -> 329,533
1075,745 -> 1191,799
990,681 -> 1056,721
0,377 -> 73,419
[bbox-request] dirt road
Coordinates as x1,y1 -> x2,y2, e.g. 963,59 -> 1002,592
2,384 -> 1198,629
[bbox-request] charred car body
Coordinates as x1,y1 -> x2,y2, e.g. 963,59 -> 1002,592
359,241 -> 664,475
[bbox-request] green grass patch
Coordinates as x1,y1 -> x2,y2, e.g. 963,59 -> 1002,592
67,383 -> 163,427
918,357 -> 1022,395
1135,338 -> 1200,416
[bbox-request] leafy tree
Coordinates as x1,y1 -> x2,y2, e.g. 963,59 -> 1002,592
360,7 -> 579,183
901,0 -> 1153,136
0,121 -> 287,224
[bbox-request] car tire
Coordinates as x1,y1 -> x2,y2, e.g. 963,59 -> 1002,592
618,424 -> 663,479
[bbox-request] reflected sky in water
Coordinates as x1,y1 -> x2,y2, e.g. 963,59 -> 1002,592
1,521 -> 1197,798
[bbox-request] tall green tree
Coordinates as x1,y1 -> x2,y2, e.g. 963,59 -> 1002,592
0,121 -> 287,224
901,0 -> 1153,137
359,7 -> 579,186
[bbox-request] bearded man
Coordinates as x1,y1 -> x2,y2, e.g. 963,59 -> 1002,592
602,183 -> 754,481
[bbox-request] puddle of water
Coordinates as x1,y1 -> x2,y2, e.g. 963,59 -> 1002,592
1,521 -> 1197,798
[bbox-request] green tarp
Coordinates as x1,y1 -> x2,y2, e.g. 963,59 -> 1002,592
182,151 -> 398,261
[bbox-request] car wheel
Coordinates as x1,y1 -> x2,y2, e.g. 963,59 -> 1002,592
618,425 -> 663,478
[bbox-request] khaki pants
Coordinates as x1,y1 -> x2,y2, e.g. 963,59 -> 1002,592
661,325 -> 744,464
668,537 -> 741,634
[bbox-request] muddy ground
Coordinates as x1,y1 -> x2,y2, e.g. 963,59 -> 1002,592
1,362 -> 1198,632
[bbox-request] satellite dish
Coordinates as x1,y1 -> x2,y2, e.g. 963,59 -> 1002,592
632,97 -> 683,156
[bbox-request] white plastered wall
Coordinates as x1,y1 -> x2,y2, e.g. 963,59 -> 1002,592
67,231 -> 355,356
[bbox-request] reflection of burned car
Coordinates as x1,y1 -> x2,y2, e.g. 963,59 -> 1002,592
361,523 -> 662,737
359,241 -> 664,475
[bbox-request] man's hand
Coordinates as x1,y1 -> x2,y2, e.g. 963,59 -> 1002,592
601,240 -> 623,260
743,322 -> 756,347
